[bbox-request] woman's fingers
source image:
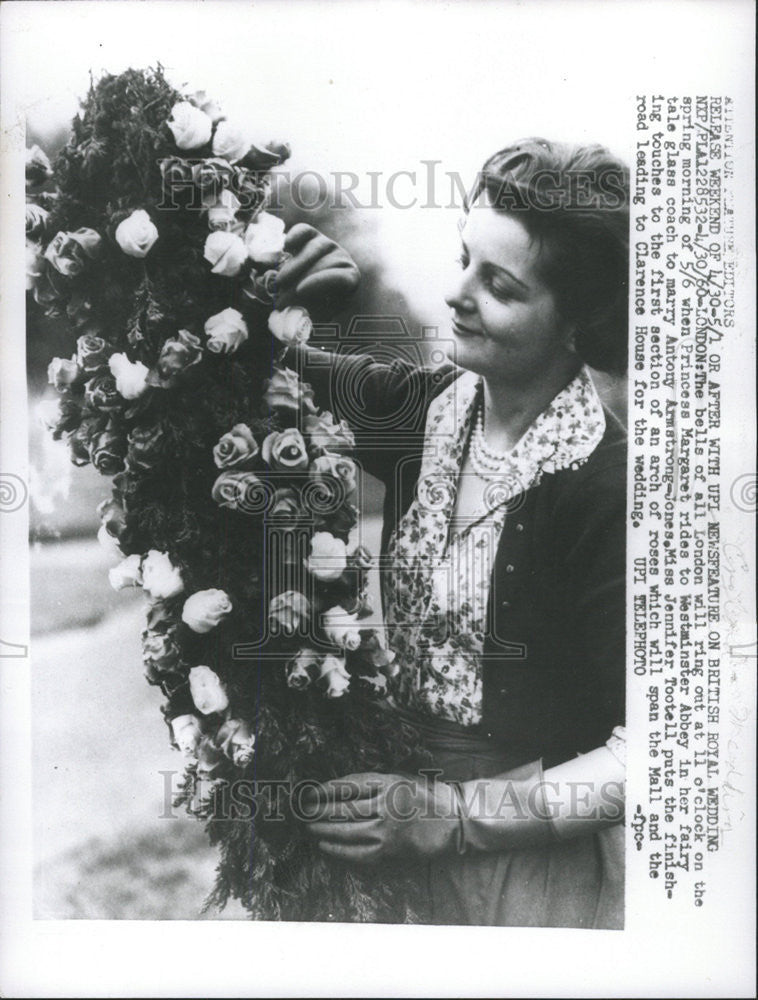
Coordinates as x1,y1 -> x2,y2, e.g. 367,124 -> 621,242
277,230 -> 337,290
305,816 -> 383,844
316,840 -> 382,864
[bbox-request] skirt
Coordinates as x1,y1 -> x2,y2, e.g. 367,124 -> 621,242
396,707 -> 625,929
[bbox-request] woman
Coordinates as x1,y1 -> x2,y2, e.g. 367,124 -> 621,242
276,138 -> 629,928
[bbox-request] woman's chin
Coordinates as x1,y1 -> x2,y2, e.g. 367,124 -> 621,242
444,336 -> 488,374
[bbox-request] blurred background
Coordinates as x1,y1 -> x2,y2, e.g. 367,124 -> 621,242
17,0 -> 641,919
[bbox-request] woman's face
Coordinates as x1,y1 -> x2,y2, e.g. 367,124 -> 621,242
443,197 -> 575,384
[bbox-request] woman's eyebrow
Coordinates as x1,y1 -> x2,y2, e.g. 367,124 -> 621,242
460,237 -> 530,291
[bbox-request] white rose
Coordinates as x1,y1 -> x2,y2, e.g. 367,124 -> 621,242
204,307 -> 249,354
207,189 -> 241,232
36,398 -> 61,432
171,714 -> 203,758
307,532 -> 347,582
216,718 -> 256,767
168,101 -> 213,150
322,605 -> 363,651
109,352 -> 149,400
182,588 -> 233,633
108,554 -> 143,591
268,306 -> 313,346
141,550 -> 184,600
318,654 -> 351,698
188,665 -> 229,715
212,120 -> 250,163
97,523 -> 123,560
115,209 -> 159,258
244,212 -> 285,265
204,231 -> 247,276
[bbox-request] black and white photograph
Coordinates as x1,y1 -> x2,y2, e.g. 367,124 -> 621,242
1,1 -> 755,996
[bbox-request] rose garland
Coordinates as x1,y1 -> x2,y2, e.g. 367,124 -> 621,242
28,67 -> 427,922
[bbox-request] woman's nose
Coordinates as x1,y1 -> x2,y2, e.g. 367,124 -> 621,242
444,271 -> 476,314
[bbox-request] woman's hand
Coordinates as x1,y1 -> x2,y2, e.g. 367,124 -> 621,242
275,224 -> 360,316
299,771 -> 462,864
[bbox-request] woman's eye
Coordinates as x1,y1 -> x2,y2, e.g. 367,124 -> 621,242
487,279 -> 513,301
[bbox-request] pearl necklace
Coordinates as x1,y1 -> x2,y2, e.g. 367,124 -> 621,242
469,396 -> 512,480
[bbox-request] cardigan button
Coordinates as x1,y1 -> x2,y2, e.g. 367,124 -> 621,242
515,522 -> 524,532
501,600 -> 511,608
505,564 -> 515,573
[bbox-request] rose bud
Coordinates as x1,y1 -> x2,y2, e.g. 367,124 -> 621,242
196,737 -> 227,785
170,714 -> 203,759
69,415 -> 104,466
192,157 -> 235,199
167,101 -> 213,151
213,423 -> 258,470
181,588 -> 233,634
212,120 -> 250,163
203,230 -> 247,277
307,532 -> 348,582
211,470 -> 267,512
261,428 -> 308,472
262,368 -> 317,414
155,330 -> 203,381
115,209 -> 159,258
348,544 -> 373,572
304,411 -> 355,452
318,653 -> 351,698
204,307 -> 249,355
108,553 -> 143,591
25,203 -> 50,240
269,487 -> 303,525
109,352 -> 149,400
25,144 -> 53,187
141,550 -> 185,601
84,373 -> 122,412
89,427 -> 127,475
216,718 -> 256,768
75,334 -> 110,372
47,356 -> 81,392
188,665 -> 229,715
240,142 -> 284,172
127,423 -> 167,472
97,496 -> 127,539
322,605 -> 363,651
97,522 -> 123,559
232,168 -> 266,213
286,647 -> 322,690
44,228 -> 102,277
244,212 -> 285,266
268,306 -> 313,347
206,189 -> 242,232
265,140 -> 292,164
268,590 -> 310,636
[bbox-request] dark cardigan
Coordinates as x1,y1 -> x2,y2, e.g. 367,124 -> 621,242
286,344 -> 627,767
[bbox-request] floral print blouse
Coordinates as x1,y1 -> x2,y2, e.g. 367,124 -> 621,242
384,366 -> 607,727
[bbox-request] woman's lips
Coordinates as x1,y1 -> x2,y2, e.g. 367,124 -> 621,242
452,320 -> 482,338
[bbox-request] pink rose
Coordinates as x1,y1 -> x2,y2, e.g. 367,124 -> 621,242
155,330 -> 203,382
213,423 -> 259,469
304,411 -> 356,452
261,428 -> 309,472
216,718 -> 256,767
211,470 -> 268,513
269,487 -> 304,525
261,367 -> 316,414
44,228 -> 103,277
309,453 -> 357,497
